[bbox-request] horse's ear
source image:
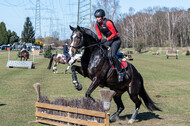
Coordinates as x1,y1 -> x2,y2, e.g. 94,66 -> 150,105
69,25 -> 75,31
77,25 -> 80,30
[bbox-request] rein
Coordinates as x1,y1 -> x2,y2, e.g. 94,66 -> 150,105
71,41 -> 104,50
82,42 -> 106,55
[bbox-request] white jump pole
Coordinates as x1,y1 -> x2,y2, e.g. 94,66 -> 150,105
31,47 -> 35,63
33,52 -> 34,63
8,47 -> 10,61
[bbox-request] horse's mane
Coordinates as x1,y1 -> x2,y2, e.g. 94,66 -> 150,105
79,27 -> 98,42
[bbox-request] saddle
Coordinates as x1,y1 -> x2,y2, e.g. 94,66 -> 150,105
111,60 -> 128,69
107,52 -> 129,79
61,55 -> 67,62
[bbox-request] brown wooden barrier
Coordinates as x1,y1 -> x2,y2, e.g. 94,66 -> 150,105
29,83 -> 113,126
166,49 -> 178,59
30,102 -> 110,126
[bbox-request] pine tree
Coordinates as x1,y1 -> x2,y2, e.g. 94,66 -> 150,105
44,46 -> 52,58
10,31 -> 19,43
21,17 -> 35,43
7,30 -> 12,43
0,22 -> 8,45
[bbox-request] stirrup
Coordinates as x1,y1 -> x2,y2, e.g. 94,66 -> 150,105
118,72 -> 124,82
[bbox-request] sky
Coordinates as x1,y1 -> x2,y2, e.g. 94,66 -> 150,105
0,0 -> 189,40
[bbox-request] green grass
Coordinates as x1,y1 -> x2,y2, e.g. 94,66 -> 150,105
0,50 -> 190,126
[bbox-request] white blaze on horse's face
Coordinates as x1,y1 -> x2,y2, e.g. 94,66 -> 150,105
69,33 -> 77,57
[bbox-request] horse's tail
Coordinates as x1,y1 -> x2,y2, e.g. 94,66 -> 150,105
47,54 -> 55,70
139,73 -> 161,111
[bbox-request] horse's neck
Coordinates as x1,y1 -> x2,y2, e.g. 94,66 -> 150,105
57,54 -> 63,58
84,35 -> 99,53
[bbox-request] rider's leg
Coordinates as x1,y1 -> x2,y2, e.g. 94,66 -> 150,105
112,56 -> 124,82
64,53 -> 71,63
111,39 -> 124,82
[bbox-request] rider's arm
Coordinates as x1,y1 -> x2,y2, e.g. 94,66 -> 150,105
106,21 -> 119,41
95,23 -> 102,39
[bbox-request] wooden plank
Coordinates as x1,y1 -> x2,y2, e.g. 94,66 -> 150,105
168,54 -> 177,57
37,119 -> 68,126
36,112 -> 105,126
32,50 -> 40,54
105,113 -> 110,126
36,102 -> 106,118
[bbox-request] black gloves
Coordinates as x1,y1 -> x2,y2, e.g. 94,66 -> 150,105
101,38 -> 107,44
97,38 -> 107,44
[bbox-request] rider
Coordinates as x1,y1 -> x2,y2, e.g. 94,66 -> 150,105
20,42 -> 27,56
63,41 -> 71,63
94,9 -> 124,82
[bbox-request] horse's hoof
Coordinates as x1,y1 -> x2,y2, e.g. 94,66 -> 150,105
109,116 -> 116,122
128,119 -> 135,124
64,71 -> 67,74
75,83 -> 82,91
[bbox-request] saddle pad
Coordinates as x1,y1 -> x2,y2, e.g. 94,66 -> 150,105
61,55 -> 67,61
111,61 -> 128,69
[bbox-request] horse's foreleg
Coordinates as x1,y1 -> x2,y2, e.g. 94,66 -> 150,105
71,65 -> 84,90
85,77 -> 101,102
64,64 -> 70,74
109,94 -> 125,122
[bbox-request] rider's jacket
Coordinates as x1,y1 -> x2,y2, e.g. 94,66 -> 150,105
95,18 -> 119,41
63,45 -> 69,53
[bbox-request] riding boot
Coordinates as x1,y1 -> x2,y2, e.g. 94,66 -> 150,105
113,57 -> 124,82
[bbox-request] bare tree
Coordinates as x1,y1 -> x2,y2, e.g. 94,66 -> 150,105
92,0 -> 120,21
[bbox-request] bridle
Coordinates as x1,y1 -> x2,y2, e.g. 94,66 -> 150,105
70,31 -> 105,54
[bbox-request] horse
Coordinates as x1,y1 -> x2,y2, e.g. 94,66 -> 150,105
18,50 -> 29,61
69,25 -> 161,124
47,52 -> 82,74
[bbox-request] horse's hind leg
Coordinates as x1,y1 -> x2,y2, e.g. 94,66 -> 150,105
110,94 -> 124,122
53,63 -> 58,73
64,64 -> 70,74
128,94 -> 142,124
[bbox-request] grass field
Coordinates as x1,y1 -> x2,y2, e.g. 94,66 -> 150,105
0,50 -> 190,126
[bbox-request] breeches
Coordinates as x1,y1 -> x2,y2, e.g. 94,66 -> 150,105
107,37 -> 121,60
64,53 -> 71,58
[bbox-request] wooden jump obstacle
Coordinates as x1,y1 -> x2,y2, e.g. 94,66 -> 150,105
6,60 -> 35,69
30,83 -> 116,126
166,49 -> 178,59
33,102 -> 110,126
32,50 -> 41,56
152,51 -> 160,55
6,48 -> 35,69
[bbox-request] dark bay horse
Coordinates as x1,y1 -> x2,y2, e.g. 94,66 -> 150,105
69,25 -> 161,124
19,50 -> 29,61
